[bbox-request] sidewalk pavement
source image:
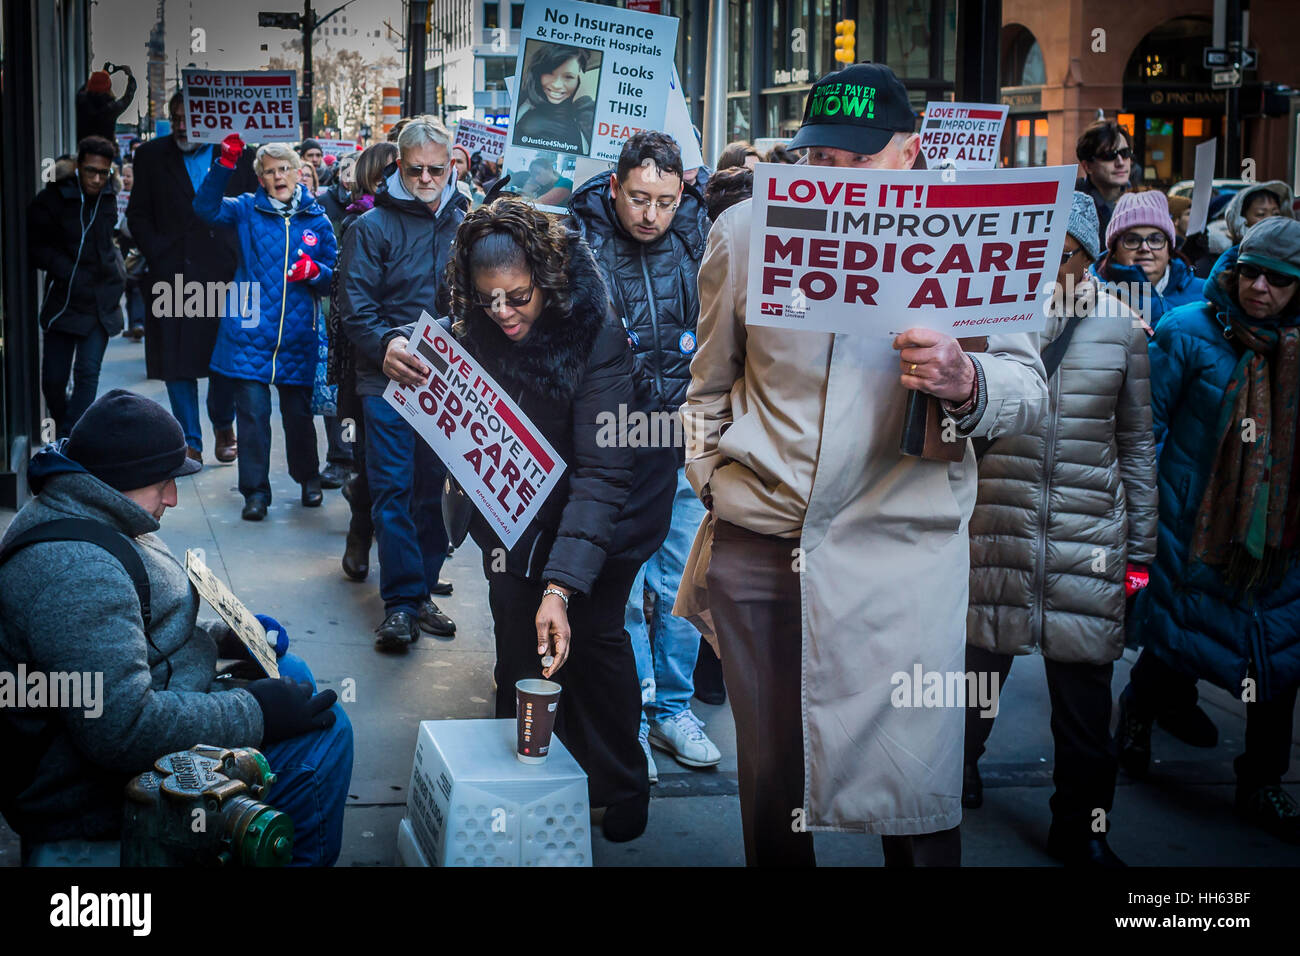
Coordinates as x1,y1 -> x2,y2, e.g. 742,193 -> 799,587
1,334 -> 1297,866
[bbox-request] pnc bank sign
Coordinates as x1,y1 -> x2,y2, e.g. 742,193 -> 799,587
808,83 -> 877,120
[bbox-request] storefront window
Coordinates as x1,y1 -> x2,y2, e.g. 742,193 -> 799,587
856,2 -> 876,61
886,0 -> 932,78
1008,115 -> 1049,167
941,0 -> 956,83
483,3 -> 498,30
728,96 -> 752,143
729,0 -> 750,92
766,91 -> 810,139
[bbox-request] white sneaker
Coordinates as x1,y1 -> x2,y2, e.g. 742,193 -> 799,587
648,710 -> 721,768
639,731 -> 659,785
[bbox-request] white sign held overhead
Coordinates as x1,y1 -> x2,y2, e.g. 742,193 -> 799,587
919,102 -> 1009,170
455,119 -> 508,161
181,69 -> 299,145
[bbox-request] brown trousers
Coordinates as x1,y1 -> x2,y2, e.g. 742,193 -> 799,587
708,519 -> 960,867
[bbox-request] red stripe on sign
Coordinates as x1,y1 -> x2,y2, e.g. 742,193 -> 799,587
242,75 -> 292,86
926,182 -> 1058,207
494,400 -> 554,473
965,108 -> 1004,120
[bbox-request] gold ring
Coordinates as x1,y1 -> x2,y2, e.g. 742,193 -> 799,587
910,363 -> 918,373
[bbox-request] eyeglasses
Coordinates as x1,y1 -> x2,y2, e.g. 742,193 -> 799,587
261,164 -> 294,178
82,166 -> 111,179
404,164 -> 447,180
1061,248 -> 1082,265
1093,147 -> 1133,163
472,279 -> 536,309
624,194 -> 679,213
1239,262 -> 1298,289
1120,231 -> 1168,251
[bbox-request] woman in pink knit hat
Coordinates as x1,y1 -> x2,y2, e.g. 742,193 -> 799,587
1090,189 -> 1203,333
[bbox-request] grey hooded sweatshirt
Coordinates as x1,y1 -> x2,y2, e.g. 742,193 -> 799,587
0,461 -> 263,843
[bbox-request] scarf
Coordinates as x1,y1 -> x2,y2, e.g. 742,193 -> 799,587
1190,316 -> 1300,591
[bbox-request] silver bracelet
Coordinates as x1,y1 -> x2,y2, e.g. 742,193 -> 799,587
543,585 -> 570,608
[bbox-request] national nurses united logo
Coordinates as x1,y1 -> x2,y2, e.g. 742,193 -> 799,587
808,83 -> 877,120
301,229 -> 318,247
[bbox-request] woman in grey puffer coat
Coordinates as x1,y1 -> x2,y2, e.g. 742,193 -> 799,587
963,192 -> 1158,867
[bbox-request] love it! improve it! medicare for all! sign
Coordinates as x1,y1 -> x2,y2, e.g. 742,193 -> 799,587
384,313 -> 566,550
746,163 -> 1076,338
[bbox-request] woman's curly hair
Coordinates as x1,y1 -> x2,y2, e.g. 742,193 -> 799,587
446,198 -> 572,335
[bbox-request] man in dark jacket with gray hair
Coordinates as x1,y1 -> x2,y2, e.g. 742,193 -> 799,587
0,390 -> 352,865
568,131 -> 718,783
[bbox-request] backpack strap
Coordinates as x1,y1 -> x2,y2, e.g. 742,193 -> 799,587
0,518 -> 151,626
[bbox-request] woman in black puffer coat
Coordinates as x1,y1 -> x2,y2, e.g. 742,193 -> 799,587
383,199 -> 675,842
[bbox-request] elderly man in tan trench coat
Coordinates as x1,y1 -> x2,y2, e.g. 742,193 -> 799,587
675,63 -> 1050,866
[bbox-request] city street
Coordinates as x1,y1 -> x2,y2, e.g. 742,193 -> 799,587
2,332 -> 1296,867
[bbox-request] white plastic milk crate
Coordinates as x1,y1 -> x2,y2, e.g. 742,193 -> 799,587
397,718 -> 591,867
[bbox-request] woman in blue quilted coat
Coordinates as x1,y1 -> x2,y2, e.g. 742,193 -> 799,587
1119,218 -> 1300,846
194,135 -> 337,521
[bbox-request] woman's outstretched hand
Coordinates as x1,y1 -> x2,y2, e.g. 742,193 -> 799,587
535,586 -> 572,679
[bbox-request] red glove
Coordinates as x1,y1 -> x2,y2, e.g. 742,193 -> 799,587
218,133 -> 245,169
286,251 -> 320,283
1125,563 -> 1149,598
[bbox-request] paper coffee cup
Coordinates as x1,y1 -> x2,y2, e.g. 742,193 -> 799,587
516,679 -> 561,764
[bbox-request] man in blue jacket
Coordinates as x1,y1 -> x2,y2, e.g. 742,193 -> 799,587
338,117 -> 466,649
193,135 -> 337,522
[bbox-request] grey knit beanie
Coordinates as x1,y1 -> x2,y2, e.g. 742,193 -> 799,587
1067,191 -> 1101,262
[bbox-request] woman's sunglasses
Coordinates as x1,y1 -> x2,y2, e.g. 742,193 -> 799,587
1239,262 -> 1298,289
471,279 -> 537,309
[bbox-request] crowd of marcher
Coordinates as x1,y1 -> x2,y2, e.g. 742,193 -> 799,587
5,58 -> 1300,867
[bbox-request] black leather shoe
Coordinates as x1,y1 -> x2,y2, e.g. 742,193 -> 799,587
318,462 -> 348,489
962,760 -> 983,809
301,477 -> 323,507
342,528 -> 370,581
1158,704 -> 1219,748
1236,784 -> 1300,844
430,579 -> 454,596
418,599 -> 456,637
693,641 -> 727,706
1047,825 -> 1127,867
375,611 -> 419,652
241,497 -> 268,521
341,473 -> 356,505
1116,685 -> 1153,779
601,792 -> 649,843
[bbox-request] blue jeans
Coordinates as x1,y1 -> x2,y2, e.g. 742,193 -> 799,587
231,378 -> 320,502
362,395 -> 448,615
165,373 -> 235,452
625,467 -> 708,731
262,653 -> 354,867
42,324 -> 110,437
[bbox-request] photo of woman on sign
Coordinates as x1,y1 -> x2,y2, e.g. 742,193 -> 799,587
513,42 -> 600,156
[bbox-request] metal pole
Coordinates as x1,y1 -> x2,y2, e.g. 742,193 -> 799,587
302,0 -> 314,139
408,0 -> 429,116
1224,0 -> 1241,176
700,0 -> 727,168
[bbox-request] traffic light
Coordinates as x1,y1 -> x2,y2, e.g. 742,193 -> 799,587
436,86 -> 445,107
834,19 -> 856,64
257,11 -> 301,30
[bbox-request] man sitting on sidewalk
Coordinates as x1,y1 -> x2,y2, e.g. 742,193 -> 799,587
0,390 -> 353,865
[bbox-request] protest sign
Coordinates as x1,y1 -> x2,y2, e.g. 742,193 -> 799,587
665,66 -> 704,172
919,102 -> 1009,169
1187,138 -> 1218,236
502,0 -> 678,210
181,69 -> 299,145
116,190 -> 130,220
747,162 -> 1076,337
185,550 -> 278,678
455,118 -> 508,161
383,313 -> 567,550
115,133 -> 135,161
316,138 -> 360,159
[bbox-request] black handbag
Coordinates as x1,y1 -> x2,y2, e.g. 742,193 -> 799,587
441,474 -> 474,548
